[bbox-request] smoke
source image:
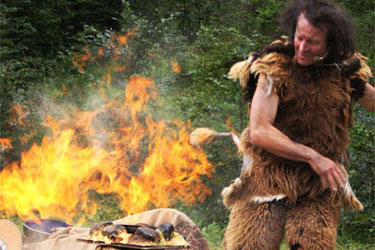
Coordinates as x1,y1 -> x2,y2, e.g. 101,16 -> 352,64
0,34 -> 213,223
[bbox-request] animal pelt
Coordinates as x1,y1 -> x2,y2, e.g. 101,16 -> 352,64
221,177 -> 244,209
349,53 -> 372,81
227,36 -> 292,102
223,199 -> 287,250
349,53 -> 372,101
223,38 -> 371,211
285,192 -> 341,250
221,127 -> 363,211
223,191 -> 341,250
228,37 -> 372,103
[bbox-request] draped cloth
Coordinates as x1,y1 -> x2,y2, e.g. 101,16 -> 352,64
22,208 -> 209,250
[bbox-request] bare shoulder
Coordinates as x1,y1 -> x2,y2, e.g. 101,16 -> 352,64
250,74 -> 279,127
358,82 -> 375,112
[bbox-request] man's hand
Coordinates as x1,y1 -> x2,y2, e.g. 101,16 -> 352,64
308,153 -> 347,191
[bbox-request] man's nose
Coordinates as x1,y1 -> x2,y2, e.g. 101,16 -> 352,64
300,40 -> 308,52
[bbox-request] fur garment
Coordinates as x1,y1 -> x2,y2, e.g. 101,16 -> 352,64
223,191 -> 340,250
223,37 -> 372,249
225,37 -> 371,209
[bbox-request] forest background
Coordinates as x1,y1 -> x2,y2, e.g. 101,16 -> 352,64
1,0 -> 374,249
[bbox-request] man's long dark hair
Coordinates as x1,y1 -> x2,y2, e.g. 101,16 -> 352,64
280,0 -> 356,63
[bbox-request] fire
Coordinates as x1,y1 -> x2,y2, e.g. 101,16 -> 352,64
0,41 -> 213,223
0,138 -> 12,150
72,30 -> 136,74
72,45 -> 92,73
147,49 -> 157,58
9,104 -> 28,126
171,59 -> 181,74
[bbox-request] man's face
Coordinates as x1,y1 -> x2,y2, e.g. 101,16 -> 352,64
294,13 -> 328,66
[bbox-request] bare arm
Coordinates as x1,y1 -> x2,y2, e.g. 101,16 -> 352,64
358,82 -> 375,112
249,74 -> 346,191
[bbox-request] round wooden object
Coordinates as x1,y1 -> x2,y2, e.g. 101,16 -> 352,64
0,220 -> 22,250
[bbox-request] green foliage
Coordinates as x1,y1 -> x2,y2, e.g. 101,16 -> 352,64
0,0 -> 122,155
201,222 -> 225,249
340,106 -> 375,242
80,192 -> 123,227
337,0 -> 375,61
176,25 -> 259,127
337,1 -> 375,240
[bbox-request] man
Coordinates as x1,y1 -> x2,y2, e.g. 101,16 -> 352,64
223,0 -> 375,249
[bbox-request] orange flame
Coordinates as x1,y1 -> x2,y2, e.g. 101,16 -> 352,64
0,76 -> 213,223
72,46 -> 92,73
171,59 -> 181,74
72,30 -> 136,74
147,49 -> 157,58
0,138 -> 13,150
1,31 -> 213,224
9,104 -> 28,126
98,47 -> 105,59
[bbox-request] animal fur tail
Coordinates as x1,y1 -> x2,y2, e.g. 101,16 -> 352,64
221,177 -> 244,209
189,127 -> 241,149
338,164 -> 363,211
189,128 -> 220,146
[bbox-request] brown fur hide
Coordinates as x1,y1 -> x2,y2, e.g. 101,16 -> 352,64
285,192 -> 340,250
222,38 -> 371,249
224,38 -> 370,210
223,192 -> 340,250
